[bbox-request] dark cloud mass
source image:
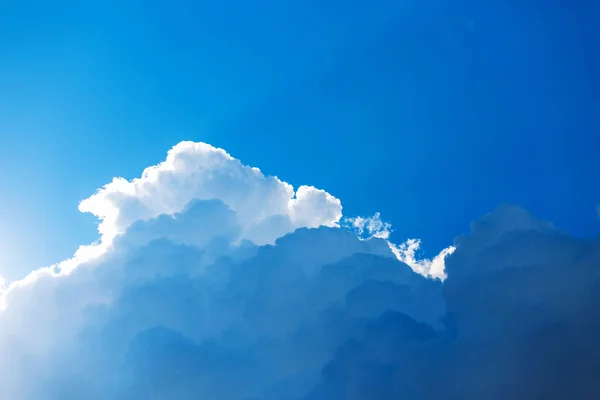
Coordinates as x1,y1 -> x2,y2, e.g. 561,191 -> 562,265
308,205 -> 600,400
0,145 -> 599,399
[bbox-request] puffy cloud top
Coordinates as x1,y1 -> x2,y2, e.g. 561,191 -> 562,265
0,142 -> 598,400
79,141 -> 343,246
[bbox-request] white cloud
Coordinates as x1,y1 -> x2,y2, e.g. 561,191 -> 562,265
342,212 -> 392,239
0,142 -> 346,311
78,141 -> 342,247
1,140 -> 595,399
0,140 -> 453,316
0,141 -> 456,399
343,213 -> 456,279
389,239 -> 456,280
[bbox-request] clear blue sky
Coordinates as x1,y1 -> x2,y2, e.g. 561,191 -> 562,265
0,0 -> 598,280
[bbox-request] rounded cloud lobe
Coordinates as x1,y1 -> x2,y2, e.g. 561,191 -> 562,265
78,141 -> 342,246
1,142 -> 599,400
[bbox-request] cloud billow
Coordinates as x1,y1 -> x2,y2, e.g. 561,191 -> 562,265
0,142 -> 598,400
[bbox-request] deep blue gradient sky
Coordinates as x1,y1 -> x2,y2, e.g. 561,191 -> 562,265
1,0 -> 599,280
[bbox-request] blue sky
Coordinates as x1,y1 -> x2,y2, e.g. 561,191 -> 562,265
1,0 -> 599,280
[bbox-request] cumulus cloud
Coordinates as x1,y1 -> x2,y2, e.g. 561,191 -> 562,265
78,141 -> 342,247
0,141 -> 449,399
0,142 -> 598,400
309,205 -> 600,400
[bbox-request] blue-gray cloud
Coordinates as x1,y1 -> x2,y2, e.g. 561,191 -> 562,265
0,143 -> 598,400
308,205 -> 600,400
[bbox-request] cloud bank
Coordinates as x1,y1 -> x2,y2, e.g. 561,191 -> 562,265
0,142 -> 598,400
